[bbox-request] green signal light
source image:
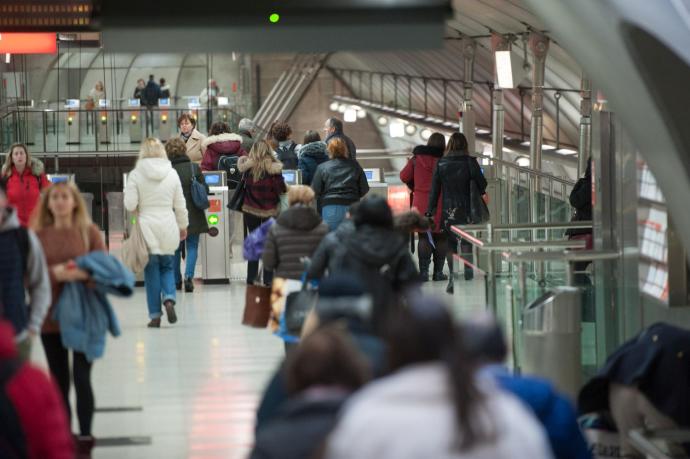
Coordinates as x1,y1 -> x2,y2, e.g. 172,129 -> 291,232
207,214 -> 219,226
269,13 -> 280,23
130,216 -> 136,225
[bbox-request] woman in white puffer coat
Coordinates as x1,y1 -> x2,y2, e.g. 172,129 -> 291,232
124,137 -> 189,328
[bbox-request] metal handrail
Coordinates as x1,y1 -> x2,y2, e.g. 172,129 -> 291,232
502,250 -> 619,262
478,240 -> 587,252
479,154 -> 577,187
453,221 -> 592,234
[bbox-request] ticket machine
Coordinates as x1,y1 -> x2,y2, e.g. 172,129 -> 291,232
97,99 -> 112,144
363,167 -> 388,200
200,171 -> 231,284
65,99 -> 80,144
158,98 -> 172,141
128,98 -> 142,143
282,170 -> 302,186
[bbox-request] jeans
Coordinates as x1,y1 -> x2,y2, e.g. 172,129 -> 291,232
322,204 -> 349,232
174,234 -> 200,283
144,255 -> 176,319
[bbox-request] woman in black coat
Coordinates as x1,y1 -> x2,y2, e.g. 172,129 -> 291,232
426,132 -> 487,293
166,138 -> 209,292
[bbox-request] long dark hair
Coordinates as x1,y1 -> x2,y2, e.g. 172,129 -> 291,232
427,132 -> 446,150
386,296 -> 493,451
446,132 -> 469,155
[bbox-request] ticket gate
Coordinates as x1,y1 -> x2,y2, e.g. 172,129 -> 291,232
16,101 -> 36,145
65,99 -> 80,144
127,99 -> 143,143
97,100 -> 113,144
363,167 -> 388,200
158,98 -> 172,141
282,170 -> 302,185
200,171 -> 232,284
46,173 -> 75,184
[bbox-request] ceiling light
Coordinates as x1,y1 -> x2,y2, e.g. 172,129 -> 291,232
337,104 -> 347,113
495,50 -> 514,88
357,109 -> 367,119
377,116 -> 388,126
542,144 -> 556,151
405,124 -> 417,136
476,128 -> 490,135
520,140 -> 531,146
389,121 -> 405,138
516,157 -> 531,167
329,101 -> 339,111
344,108 -> 357,123
556,148 -> 578,155
420,129 -> 432,141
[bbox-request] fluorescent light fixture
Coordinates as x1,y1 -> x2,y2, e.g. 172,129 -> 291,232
5,53 -> 10,64
389,120 -> 405,138
520,140 -> 531,146
556,148 -> 578,155
542,144 -> 556,151
357,109 -> 367,119
344,108 -> 357,123
476,128 -> 490,135
232,52 -> 237,61
516,157 -> 531,167
377,116 -> 388,126
337,104 -> 347,113
405,124 -> 417,136
495,50 -> 514,88
420,129 -> 432,141
329,101 -> 339,111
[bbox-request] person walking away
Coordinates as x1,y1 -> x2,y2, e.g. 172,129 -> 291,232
237,140 -> 287,285
124,138 -> 188,328
166,138 -> 209,293
323,117 -> 357,160
251,325 -> 371,459
159,78 -> 171,100
133,78 -> 145,101
177,113 -> 206,164
0,320 -> 75,459
31,182 -> 107,458
141,75 -> 161,136
1,143 -> 51,227
311,138 -> 369,231
200,121 -> 247,173
399,132 -> 447,282
0,179 -> 50,361
426,132 -> 487,294
270,121 -> 299,170
329,196 -> 418,336
306,203 -> 358,280
297,130 -> 328,186
238,118 -> 256,154
325,295 -> 553,459
262,185 -> 328,281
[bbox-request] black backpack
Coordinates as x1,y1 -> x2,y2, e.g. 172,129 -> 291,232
0,358 -> 27,459
217,155 -> 242,189
277,143 -> 298,170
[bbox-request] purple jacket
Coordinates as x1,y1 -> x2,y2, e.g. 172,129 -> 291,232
243,218 -> 275,261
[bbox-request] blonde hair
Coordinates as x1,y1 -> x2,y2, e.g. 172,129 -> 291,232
287,185 -> 315,206
327,138 -> 349,160
2,143 -> 31,177
31,182 -> 93,247
138,137 -> 167,161
248,140 -> 281,181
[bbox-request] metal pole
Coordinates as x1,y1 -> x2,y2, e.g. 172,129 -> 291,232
578,76 -> 592,176
461,38 -> 477,152
393,75 -> 398,110
493,88 -> 505,176
443,80 -> 447,121
423,78 -> 428,117
408,77 -> 412,113
528,32 -> 550,173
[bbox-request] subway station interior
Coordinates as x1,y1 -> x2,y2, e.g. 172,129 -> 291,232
1,1 -> 690,458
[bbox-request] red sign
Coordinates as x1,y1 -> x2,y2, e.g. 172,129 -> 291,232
0,33 -> 57,54
208,198 -> 221,213
232,82 -> 237,93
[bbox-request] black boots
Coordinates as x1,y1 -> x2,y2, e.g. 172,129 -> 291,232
433,271 -> 448,281
184,278 -> 194,292
418,258 -> 431,282
75,435 -> 95,459
446,276 -> 454,294
164,300 -> 177,324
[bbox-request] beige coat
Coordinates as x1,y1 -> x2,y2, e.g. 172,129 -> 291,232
184,129 -> 206,163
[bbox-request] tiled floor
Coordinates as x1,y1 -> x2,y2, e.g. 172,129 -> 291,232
28,268 -> 486,458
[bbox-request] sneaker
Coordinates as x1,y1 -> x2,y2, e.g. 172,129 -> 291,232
184,278 -> 194,293
147,318 -> 161,328
164,300 -> 177,324
432,272 -> 448,281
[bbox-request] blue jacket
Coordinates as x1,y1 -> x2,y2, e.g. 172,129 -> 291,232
297,141 -> 328,186
483,365 -> 592,459
53,251 -> 135,361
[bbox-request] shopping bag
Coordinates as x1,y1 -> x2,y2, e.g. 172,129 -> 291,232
243,283 -> 272,328
121,218 -> 149,274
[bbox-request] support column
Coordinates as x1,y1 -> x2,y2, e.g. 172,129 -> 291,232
461,38 -> 476,154
528,32 -> 550,172
578,76 -> 592,176
490,33 -> 510,175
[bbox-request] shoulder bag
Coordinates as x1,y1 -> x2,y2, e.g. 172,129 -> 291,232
284,269 -> 318,336
242,262 -> 272,328
121,213 -> 149,274
227,172 -> 247,212
189,162 -> 210,210
469,179 -> 490,224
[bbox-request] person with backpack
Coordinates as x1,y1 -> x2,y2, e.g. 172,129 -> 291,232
159,77 -> 171,100
200,122 -> 247,188
328,195 -> 419,336
0,320 -> 75,459
297,130 -> 328,186
0,179 -> 51,362
166,138 -> 209,293
1,143 -> 51,227
270,122 -> 299,170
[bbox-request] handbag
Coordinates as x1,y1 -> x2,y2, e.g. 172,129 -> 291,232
121,215 -> 149,274
189,162 -> 210,210
284,273 -> 318,336
469,179 -> 490,224
227,172 -> 247,212
242,263 -> 272,328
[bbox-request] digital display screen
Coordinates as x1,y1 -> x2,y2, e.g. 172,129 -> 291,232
283,171 -> 296,183
187,97 -> 200,109
128,98 -> 141,107
159,98 -> 171,107
99,99 -> 110,108
49,176 -> 69,183
365,170 -> 374,181
204,173 -> 221,185
217,96 -> 229,106
65,99 -> 80,109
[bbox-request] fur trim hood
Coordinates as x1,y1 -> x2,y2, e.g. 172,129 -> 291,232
1,157 -> 45,177
237,155 -> 283,175
412,145 -> 444,158
202,133 -> 243,149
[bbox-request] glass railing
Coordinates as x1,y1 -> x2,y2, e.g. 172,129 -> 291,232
0,105 -> 249,153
